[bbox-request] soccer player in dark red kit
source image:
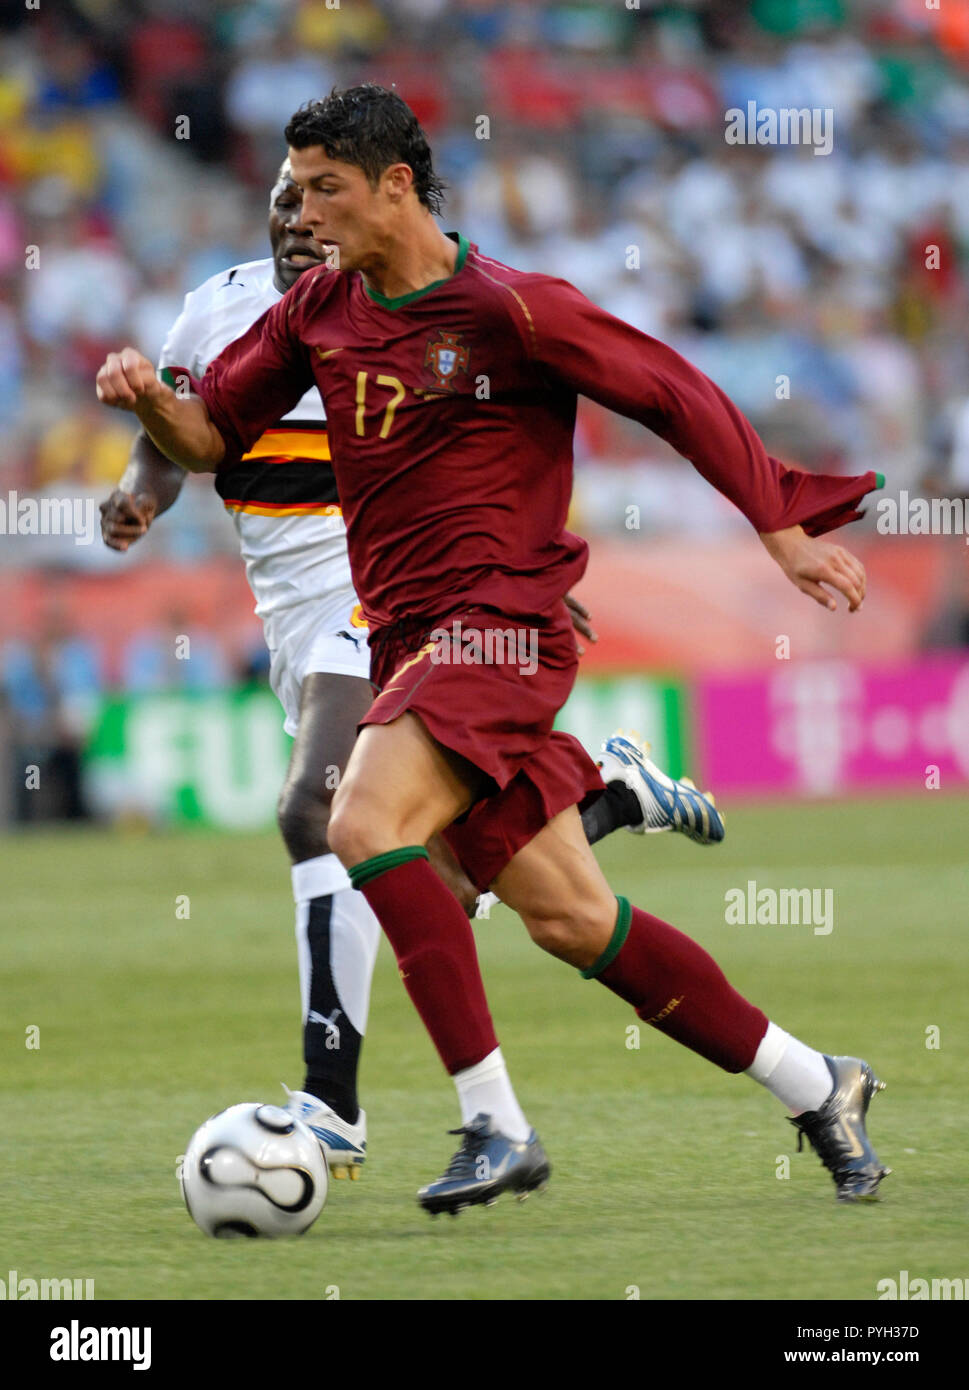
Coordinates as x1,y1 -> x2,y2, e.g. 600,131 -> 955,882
96,85 -> 889,1215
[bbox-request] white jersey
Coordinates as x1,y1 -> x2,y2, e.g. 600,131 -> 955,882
159,257 -> 369,736
159,256 -> 357,623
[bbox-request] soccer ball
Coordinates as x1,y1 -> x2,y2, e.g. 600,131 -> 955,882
180,1103 -> 328,1238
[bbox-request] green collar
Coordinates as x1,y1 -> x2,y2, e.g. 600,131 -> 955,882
363,233 -> 469,311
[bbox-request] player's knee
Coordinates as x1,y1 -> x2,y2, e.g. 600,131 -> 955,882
277,776 -> 334,863
522,904 -> 615,969
327,787 -> 389,869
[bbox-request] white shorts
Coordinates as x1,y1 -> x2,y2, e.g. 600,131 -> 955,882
263,588 -> 371,737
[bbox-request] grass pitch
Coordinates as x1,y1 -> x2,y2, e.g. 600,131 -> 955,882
1,794 -> 966,1301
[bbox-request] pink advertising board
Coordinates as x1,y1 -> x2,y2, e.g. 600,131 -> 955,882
694,655 -> 969,797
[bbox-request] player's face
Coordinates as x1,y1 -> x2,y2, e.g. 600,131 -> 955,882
287,146 -> 394,274
268,173 -> 330,292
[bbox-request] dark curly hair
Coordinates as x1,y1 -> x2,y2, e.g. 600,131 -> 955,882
285,85 -> 446,215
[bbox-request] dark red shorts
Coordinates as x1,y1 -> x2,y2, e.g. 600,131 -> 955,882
361,603 -> 605,890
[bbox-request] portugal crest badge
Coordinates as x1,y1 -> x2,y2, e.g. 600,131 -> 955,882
424,330 -> 470,390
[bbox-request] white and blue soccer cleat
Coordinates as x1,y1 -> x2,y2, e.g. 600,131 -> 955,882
283,1086 -> 367,1179
598,731 -> 725,845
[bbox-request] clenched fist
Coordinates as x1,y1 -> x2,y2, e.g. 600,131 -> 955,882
95,348 -> 170,411
100,490 -> 158,551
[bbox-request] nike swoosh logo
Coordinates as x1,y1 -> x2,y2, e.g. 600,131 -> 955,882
315,347 -> 345,361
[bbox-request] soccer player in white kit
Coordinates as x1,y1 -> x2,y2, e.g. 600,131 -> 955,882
100,161 -> 725,1178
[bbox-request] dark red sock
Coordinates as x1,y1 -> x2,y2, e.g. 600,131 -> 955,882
354,854 -> 498,1075
594,901 -> 767,1072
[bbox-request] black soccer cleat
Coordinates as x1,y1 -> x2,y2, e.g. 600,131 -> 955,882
789,1055 -> 890,1202
418,1113 -> 551,1216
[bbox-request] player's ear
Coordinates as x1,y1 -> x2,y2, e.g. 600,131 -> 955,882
384,162 -> 415,202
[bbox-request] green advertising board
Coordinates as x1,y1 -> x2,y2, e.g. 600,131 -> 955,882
84,688 -> 293,829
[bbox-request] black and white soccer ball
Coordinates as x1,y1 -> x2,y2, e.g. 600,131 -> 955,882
181,1103 -> 328,1238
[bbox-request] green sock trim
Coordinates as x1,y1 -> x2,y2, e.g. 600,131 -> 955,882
348,846 -> 429,891
580,896 -> 633,980
874,471 -> 885,489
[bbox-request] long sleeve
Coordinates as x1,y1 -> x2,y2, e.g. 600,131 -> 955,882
521,277 -> 880,536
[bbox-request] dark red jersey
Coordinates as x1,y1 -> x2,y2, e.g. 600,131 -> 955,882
194,233 -> 880,630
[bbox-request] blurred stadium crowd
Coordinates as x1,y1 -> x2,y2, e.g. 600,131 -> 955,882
7,1 -> 969,502
3,0 -> 969,818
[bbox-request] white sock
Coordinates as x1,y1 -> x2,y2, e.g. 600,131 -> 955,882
452,1047 -> 531,1142
745,1022 -> 834,1115
292,853 -> 381,1036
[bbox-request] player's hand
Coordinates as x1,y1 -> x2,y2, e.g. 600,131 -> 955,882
565,592 -> 598,654
100,490 -> 158,551
759,524 -> 866,613
95,348 -> 170,411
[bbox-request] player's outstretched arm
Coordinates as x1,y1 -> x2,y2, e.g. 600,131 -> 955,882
100,432 -> 188,552
522,280 -> 881,572
759,524 -> 866,613
95,347 -> 225,472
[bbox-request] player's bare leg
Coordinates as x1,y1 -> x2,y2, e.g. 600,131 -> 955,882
329,708 -> 481,860
328,714 -> 550,1213
493,807 -> 888,1202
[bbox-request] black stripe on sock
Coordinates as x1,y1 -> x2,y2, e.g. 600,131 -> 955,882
303,894 -> 362,1125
